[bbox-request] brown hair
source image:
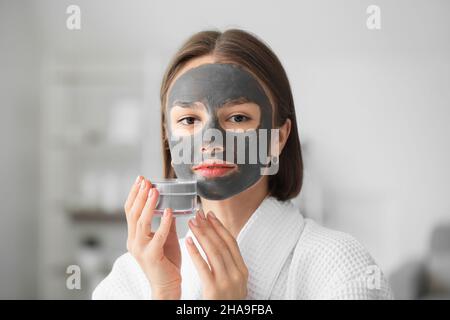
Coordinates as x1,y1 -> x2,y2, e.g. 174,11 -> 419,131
160,29 -> 303,201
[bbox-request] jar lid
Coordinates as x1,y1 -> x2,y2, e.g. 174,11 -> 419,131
151,179 -> 197,195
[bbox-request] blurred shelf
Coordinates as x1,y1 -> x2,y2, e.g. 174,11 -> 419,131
40,60 -> 147,299
51,138 -> 141,151
67,208 -> 127,223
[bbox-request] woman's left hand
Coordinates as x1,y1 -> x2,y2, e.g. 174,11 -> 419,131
185,209 -> 249,300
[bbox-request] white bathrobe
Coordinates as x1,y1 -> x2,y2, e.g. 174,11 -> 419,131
92,196 -> 393,299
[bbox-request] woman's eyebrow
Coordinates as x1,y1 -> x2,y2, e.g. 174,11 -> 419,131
220,97 -> 252,108
172,97 -> 253,109
172,101 -> 205,109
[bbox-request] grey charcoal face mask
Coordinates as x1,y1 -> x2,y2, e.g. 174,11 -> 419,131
165,63 -> 273,200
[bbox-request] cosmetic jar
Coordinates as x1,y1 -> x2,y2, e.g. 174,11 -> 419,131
151,179 -> 197,216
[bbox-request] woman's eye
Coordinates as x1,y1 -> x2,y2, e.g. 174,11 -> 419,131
178,116 -> 198,125
228,114 -> 250,123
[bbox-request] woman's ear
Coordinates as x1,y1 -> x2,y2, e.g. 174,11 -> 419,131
278,118 -> 291,154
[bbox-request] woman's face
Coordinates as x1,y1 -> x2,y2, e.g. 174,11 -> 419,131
165,59 -> 274,200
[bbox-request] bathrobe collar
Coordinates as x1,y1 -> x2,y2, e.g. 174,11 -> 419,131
182,196 -> 305,300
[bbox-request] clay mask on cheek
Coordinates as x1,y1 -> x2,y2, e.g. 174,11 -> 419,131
166,63 -> 273,200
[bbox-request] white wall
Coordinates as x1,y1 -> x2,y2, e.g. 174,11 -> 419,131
296,53 -> 450,272
0,1 -> 40,298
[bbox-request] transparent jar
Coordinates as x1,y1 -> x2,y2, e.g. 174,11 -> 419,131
151,179 -> 197,216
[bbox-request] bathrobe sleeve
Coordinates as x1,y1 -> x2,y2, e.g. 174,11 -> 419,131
92,252 -> 151,300
321,234 -> 394,300
92,237 -> 201,300
287,219 -> 394,300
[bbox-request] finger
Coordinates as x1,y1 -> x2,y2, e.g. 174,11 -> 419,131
169,215 -> 177,234
127,178 -> 150,242
206,211 -> 248,273
164,215 -> 179,247
188,212 -> 232,276
197,210 -> 238,270
124,176 -> 143,214
135,187 -> 159,243
185,236 -> 213,284
150,208 -> 174,248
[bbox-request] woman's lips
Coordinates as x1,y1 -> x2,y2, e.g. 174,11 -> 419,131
192,162 -> 237,178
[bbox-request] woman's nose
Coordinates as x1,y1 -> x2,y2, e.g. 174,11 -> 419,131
201,143 -> 224,156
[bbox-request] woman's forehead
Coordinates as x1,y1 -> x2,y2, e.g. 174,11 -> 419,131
167,55 -> 216,94
167,63 -> 270,111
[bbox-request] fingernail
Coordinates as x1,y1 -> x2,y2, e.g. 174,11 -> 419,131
135,175 -> 142,184
198,209 -> 206,220
140,179 -> 146,190
164,208 -> 171,218
189,217 -> 198,227
208,211 -> 216,219
186,236 -> 194,245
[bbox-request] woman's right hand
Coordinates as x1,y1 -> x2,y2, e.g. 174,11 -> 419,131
124,176 -> 182,300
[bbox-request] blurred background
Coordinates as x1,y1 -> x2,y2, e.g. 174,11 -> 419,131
1,0 -> 449,299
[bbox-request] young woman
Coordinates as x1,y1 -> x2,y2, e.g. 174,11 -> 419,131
92,29 -> 393,300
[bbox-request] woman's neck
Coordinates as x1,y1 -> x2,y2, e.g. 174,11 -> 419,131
199,176 -> 269,238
